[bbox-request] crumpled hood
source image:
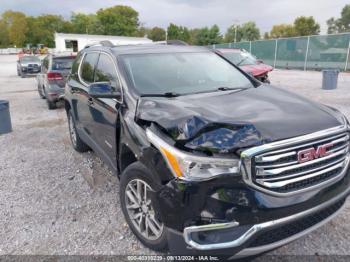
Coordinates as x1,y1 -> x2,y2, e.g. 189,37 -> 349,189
136,86 -> 344,154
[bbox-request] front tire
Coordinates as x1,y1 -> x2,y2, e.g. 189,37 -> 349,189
120,162 -> 168,251
67,110 -> 89,152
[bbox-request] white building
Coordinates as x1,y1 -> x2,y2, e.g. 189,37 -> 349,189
54,33 -> 152,53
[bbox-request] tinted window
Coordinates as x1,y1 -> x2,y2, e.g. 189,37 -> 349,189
121,52 -> 253,95
94,54 -> 119,89
80,52 -> 99,84
52,57 -> 75,70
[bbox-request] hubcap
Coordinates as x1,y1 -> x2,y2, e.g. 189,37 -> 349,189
125,179 -> 164,240
69,115 -> 77,146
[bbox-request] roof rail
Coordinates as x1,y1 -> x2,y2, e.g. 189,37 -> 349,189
153,40 -> 189,46
84,40 -> 115,49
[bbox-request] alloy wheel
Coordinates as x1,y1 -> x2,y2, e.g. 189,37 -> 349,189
125,179 -> 164,240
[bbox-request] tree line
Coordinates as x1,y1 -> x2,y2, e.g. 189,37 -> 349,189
0,4 -> 349,48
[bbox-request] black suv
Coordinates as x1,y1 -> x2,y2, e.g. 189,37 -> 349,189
64,43 -> 350,258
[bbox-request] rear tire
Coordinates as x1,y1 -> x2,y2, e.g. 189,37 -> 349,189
67,110 -> 89,152
47,99 -> 57,110
120,162 -> 168,252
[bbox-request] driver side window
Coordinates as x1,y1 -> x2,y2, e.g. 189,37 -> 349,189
94,53 -> 120,91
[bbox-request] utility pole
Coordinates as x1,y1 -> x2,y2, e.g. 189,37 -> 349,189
234,25 -> 237,43
233,19 -> 239,43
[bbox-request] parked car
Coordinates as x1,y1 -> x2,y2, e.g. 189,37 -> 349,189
37,54 -> 76,109
217,48 -> 273,83
17,55 -> 41,78
64,43 -> 350,258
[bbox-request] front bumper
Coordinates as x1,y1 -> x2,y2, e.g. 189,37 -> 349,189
155,167 -> 350,256
21,67 -> 40,74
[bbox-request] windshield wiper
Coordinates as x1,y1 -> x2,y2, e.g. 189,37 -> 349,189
217,86 -> 242,91
140,92 -> 181,98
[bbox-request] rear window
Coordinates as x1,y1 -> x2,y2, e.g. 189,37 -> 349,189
52,57 -> 76,70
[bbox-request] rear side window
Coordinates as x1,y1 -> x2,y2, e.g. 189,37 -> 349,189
79,52 -> 99,84
94,53 -> 119,89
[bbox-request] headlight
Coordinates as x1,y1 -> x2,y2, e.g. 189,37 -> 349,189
146,129 -> 240,181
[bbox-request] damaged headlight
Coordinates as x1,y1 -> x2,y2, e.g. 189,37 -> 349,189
146,129 -> 240,181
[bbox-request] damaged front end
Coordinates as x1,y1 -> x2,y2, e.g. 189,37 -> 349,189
136,97 -> 267,156
133,95 -> 350,256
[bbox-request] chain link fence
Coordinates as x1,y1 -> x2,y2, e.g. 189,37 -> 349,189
211,33 -> 350,71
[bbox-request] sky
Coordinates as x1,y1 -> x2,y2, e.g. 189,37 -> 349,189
0,0 -> 348,34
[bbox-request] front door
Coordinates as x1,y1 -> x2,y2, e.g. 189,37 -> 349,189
88,52 -> 121,160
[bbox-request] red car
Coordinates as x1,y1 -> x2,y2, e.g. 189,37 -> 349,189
217,48 -> 273,83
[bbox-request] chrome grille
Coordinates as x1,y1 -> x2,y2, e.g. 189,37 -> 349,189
241,125 -> 350,196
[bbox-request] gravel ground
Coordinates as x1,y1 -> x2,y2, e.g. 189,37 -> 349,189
0,55 -> 349,259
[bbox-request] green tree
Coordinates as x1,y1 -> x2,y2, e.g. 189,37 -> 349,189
71,13 -> 102,34
0,19 -> 9,47
263,32 -> 270,39
239,22 -> 260,41
270,24 -> 296,38
25,14 -> 71,47
327,4 -> 350,33
135,26 -> 147,37
189,28 -> 200,45
148,27 -> 166,41
293,16 -> 320,36
2,10 -> 27,47
225,22 -> 260,42
96,5 -> 139,36
194,25 -> 222,45
167,23 -> 191,43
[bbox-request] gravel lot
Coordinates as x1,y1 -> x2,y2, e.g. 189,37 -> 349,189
0,55 -> 349,258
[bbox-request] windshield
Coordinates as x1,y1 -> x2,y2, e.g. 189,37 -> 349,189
52,57 -> 75,70
222,51 -> 257,66
21,56 -> 40,63
121,52 -> 253,96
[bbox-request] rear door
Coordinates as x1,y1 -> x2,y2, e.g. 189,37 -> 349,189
89,52 -> 121,161
73,52 -> 99,136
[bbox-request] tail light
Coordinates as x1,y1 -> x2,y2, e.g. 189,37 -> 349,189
47,72 -> 63,81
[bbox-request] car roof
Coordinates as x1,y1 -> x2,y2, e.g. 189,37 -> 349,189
216,48 -> 243,53
108,44 -> 211,56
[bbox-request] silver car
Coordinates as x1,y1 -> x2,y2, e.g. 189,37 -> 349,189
17,56 -> 41,78
36,54 -> 76,109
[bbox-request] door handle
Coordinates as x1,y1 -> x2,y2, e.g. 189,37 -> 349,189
88,97 -> 94,105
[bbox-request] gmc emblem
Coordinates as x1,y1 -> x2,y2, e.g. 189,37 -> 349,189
297,143 -> 333,163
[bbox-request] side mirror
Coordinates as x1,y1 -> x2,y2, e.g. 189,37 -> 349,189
88,82 -> 121,99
